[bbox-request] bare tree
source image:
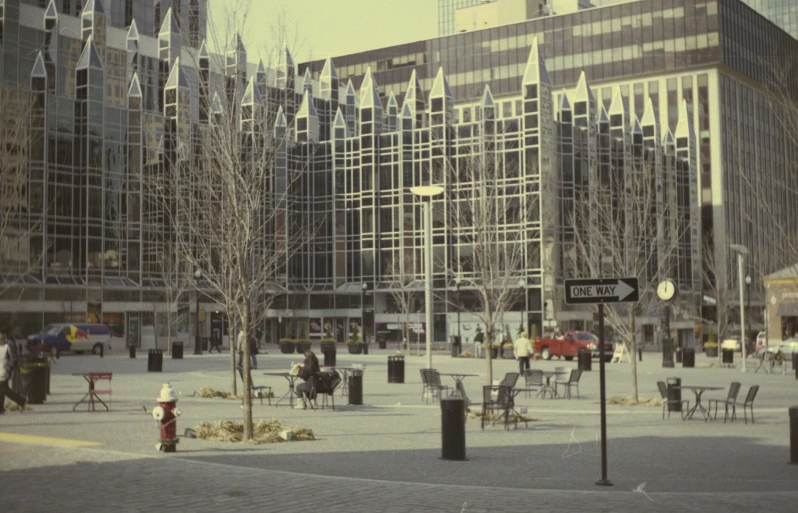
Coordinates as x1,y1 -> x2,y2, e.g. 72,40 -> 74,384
700,235 -> 736,363
385,256 -> 421,355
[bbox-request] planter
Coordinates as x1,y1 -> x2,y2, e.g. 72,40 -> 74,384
279,343 -> 296,354
503,347 -> 514,359
378,339 -> 387,350
295,342 -> 312,354
489,347 -> 499,359
320,342 -> 336,353
348,344 -> 364,355
704,346 -> 718,358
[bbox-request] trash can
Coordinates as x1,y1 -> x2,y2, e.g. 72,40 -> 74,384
577,348 -> 592,371
666,377 -> 682,413
793,352 -> 798,371
20,356 -> 48,404
388,355 -> 405,383
129,345 -> 136,358
682,348 -> 695,368
348,369 -> 363,405
790,406 -> 798,464
171,342 -> 183,359
662,338 -> 675,368
148,349 -> 163,372
323,346 -> 337,367
722,349 -> 734,365
450,336 -> 461,358
440,397 -> 467,461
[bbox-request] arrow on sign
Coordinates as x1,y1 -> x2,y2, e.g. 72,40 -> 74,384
564,277 -> 640,305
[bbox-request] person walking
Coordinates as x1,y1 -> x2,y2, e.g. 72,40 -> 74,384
473,327 -> 484,358
513,331 -> 533,375
0,326 -> 26,413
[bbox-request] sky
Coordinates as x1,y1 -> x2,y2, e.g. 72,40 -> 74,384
208,0 -> 439,65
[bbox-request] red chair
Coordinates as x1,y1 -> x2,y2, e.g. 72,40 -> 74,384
73,372 -> 112,412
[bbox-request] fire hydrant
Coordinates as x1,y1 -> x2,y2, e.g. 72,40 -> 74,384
152,383 -> 181,452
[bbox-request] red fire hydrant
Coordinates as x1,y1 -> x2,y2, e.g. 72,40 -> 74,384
152,383 -> 181,452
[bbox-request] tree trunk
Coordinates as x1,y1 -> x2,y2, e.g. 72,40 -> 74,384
485,328 -> 494,385
228,312 -> 238,397
241,308 -> 253,441
629,309 -> 639,404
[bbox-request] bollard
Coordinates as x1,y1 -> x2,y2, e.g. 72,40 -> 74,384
682,348 -> 695,368
666,377 -> 682,413
348,369 -> 363,405
722,349 -> 734,365
388,355 -> 405,383
171,342 -> 183,359
791,407 -> 798,464
440,397 -> 467,461
577,348 -> 592,371
129,345 -> 136,358
450,336 -> 461,358
148,349 -> 164,372
638,347 -> 643,362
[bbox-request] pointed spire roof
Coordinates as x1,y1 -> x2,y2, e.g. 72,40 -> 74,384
359,67 -> 382,109
77,35 -> 103,69
83,0 -> 105,15
277,42 -> 294,69
403,69 -> 425,106
298,90 -> 318,118
257,59 -> 265,74
522,37 -> 551,85
400,102 -> 413,120
481,84 -> 494,108
640,96 -> 657,133
597,103 -> 610,124
165,56 -> 189,88
386,91 -> 398,111
31,51 -> 47,78
127,18 -> 139,40
608,86 -> 628,118
198,39 -> 208,59
303,66 -> 313,93
333,107 -> 346,128
211,92 -> 224,115
242,76 -> 261,105
321,57 -> 338,81
631,116 -> 642,135
574,71 -> 594,103
159,7 -> 179,36
662,127 -> 675,146
674,98 -> 693,139
559,89 -> 571,112
45,0 -> 58,20
429,67 -> 453,99
344,79 -> 357,104
127,73 -> 142,98
235,32 -> 245,52
274,106 -> 287,129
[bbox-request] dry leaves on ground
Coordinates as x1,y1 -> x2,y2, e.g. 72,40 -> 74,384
195,419 -> 316,444
605,396 -> 663,407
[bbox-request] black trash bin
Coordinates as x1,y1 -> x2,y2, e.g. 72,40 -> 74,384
666,377 -> 682,413
722,349 -> 734,365
323,346 -> 337,367
792,352 -> 798,371
450,336 -> 461,358
577,348 -> 592,371
388,355 -> 405,383
20,356 -> 48,404
348,369 -> 363,405
129,345 -> 136,358
682,348 -> 695,368
440,397 -> 467,461
148,349 -> 163,372
171,342 -> 183,359
791,407 -> 798,464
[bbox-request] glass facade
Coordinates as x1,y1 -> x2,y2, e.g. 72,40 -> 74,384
438,0 -> 496,36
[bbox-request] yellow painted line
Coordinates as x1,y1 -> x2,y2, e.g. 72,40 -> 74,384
0,432 -> 102,447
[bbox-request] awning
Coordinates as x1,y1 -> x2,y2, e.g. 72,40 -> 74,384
777,302 -> 798,317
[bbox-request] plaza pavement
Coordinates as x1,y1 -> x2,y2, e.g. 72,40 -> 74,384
1,344 -> 797,512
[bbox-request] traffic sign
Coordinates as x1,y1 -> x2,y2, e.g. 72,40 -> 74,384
564,278 -> 639,305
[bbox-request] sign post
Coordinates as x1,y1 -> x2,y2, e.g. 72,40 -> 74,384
565,277 -> 639,488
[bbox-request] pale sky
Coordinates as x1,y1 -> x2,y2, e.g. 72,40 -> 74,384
208,0 -> 439,65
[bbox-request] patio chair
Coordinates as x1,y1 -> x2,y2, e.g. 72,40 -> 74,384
555,369 -> 583,399
481,385 -> 515,430
524,369 -> 543,398
455,380 -> 472,409
500,372 -> 520,388
554,366 -> 571,388
729,385 -> 759,424
312,370 -> 342,411
708,382 -> 741,423
420,369 -> 450,404
656,381 -> 689,420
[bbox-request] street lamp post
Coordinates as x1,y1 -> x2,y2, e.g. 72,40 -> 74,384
455,277 -> 462,347
730,244 -> 749,372
519,278 -> 528,333
194,269 -> 202,355
361,282 -> 368,344
745,274 -> 751,351
411,185 -> 445,370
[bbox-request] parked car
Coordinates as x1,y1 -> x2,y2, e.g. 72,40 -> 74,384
769,337 -> 798,356
28,323 -> 111,356
534,330 -> 613,361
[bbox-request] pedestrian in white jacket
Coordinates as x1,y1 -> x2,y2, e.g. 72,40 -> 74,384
513,331 -> 533,375
0,326 -> 26,413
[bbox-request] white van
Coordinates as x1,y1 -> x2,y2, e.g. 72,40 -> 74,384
28,323 -> 112,356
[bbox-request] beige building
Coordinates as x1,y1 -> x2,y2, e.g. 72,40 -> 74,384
764,264 -> 798,343
454,0 -> 593,33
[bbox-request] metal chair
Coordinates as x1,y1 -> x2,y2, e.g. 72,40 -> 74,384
420,369 -> 450,404
500,372 -> 520,388
524,369 -> 543,398
556,369 -> 582,399
656,381 -> 689,420
554,366 -> 571,388
481,385 -> 515,430
730,385 -> 759,424
708,382 -> 741,423
312,370 -> 342,411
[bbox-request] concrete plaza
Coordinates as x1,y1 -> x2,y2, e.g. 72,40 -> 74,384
1,345 -> 797,512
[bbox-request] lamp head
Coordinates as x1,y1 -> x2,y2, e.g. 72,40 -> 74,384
745,275 -> 751,285
194,269 -> 202,279
410,185 -> 444,198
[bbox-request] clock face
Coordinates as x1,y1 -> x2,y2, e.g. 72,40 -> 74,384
657,280 -> 675,301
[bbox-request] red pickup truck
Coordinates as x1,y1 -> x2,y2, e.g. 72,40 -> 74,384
534,331 -> 613,361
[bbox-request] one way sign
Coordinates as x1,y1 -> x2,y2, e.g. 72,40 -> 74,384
564,278 -> 639,305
